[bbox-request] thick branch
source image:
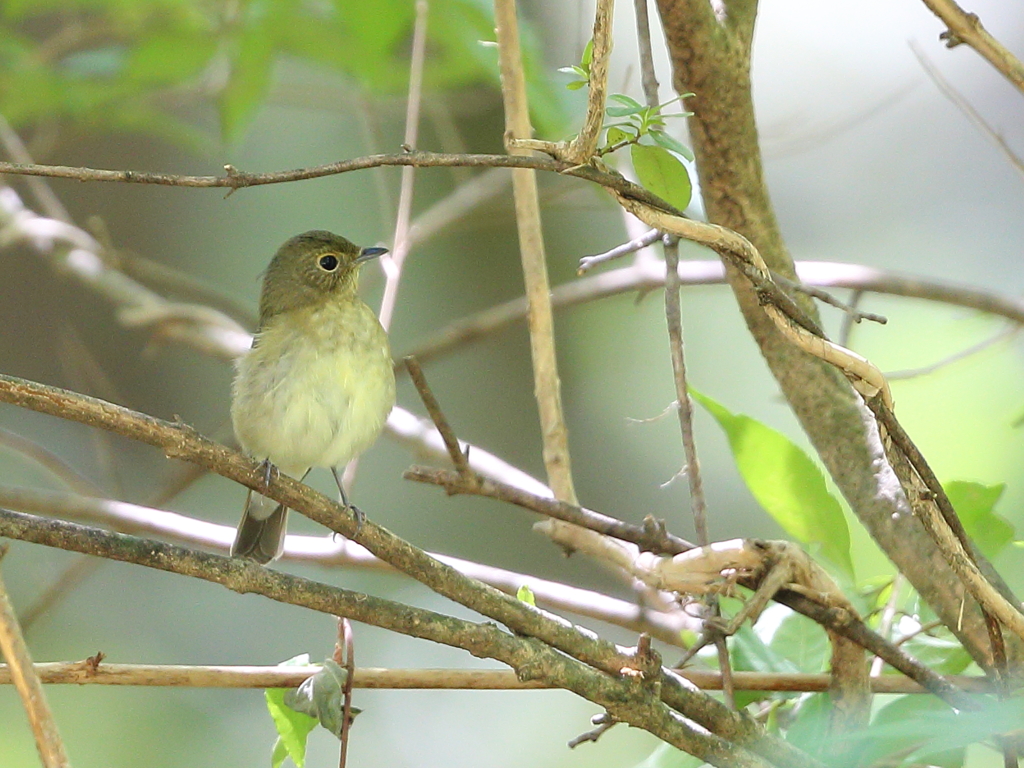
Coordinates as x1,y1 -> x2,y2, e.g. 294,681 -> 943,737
0,374 -> 819,768
653,0 -> 1020,668
0,509 -> 771,768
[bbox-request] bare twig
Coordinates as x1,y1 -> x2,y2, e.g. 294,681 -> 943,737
378,0 -> 429,331
0,153 -> 678,213
494,0 -> 578,504
577,228 -> 661,273
662,238 -> 709,542
0,483 -> 693,646
773,272 -> 887,326
886,324 -> 1018,381
405,466 -> 696,552
404,357 -> 471,475
0,551 -> 70,768
336,618 -> 356,768
633,0 -> 661,107
0,115 -> 70,222
0,661 -> 991,694
919,0 -> 1024,96
911,41 -> 1024,180
662,237 -> 734,705
569,713 -> 619,747
0,426 -> 105,496
404,258 -> 1024,368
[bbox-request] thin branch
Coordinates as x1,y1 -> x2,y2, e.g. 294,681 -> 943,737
662,238 -> 709,542
0,425 -> 105,496
336,618 -> 355,768
919,0 -> 1024,96
0,152 -> 679,213
633,0 -> 661,107
662,236 -> 734,705
911,41 -> 1024,181
886,324 -> 1018,381
403,257 -> 1024,371
494,0 -> 578,504
0,551 -> 70,768
578,228 -> 661,273
0,483 -> 692,646
773,272 -> 886,326
378,0 -> 429,332
403,467 -> 973,710
404,357 -> 471,476
405,466 -> 696,552
0,114 -> 70,222
0,662 -> 990,694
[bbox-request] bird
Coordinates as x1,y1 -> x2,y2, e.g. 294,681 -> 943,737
230,230 -> 396,563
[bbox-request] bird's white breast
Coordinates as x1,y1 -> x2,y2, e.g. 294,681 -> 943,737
231,300 -> 396,474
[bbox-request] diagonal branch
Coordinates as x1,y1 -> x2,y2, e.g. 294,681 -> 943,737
919,0 -> 1024,95
0,373 -> 821,768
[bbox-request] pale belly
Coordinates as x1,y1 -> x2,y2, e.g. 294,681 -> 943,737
231,304 -> 396,474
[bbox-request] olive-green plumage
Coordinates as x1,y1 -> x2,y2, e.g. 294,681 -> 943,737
230,231 -> 395,563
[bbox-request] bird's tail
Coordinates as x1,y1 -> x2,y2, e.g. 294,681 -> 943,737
231,490 -> 288,564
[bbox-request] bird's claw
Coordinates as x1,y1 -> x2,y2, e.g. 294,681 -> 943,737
348,503 -> 365,536
257,458 -> 278,492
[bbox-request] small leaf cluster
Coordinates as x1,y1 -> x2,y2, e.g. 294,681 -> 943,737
559,41 -> 695,211
557,39 -> 593,91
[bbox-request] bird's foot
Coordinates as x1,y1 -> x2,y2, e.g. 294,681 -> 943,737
347,503 -> 365,536
257,458 -> 279,492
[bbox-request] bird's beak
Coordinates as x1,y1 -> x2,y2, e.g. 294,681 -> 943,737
356,246 -> 389,263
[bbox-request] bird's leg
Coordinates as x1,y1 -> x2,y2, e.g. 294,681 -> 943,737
257,458 -> 279,492
331,466 -> 365,533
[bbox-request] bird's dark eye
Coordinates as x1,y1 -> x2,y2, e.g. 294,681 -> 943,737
318,253 -> 340,271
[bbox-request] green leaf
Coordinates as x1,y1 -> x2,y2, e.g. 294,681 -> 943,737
769,611 -> 829,673
271,737 -> 289,768
650,129 -> 695,161
691,389 -> 854,578
607,104 -> 646,117
630,143 -> 693,213
729,625 -> 799,708
605,126 -> 631,147
944,480 -> 1014,558
266,688 -> 317,768
838,695 -> 971,768
516,584 -> 536,606
566,80 -> 588,91
284,659 -> 356,739
218,14 -> 277,144
580,38 -> 593,73
127,33 -> 217,84
900,631 -> 972,675
609,93 -> 643,109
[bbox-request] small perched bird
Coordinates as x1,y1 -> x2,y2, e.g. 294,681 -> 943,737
230,230 -> 396,563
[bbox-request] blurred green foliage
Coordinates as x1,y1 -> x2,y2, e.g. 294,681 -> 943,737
0,0 -> 564,147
